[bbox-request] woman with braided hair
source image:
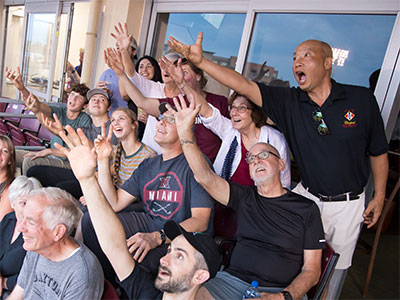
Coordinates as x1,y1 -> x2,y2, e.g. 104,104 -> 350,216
95,108 -> 156,198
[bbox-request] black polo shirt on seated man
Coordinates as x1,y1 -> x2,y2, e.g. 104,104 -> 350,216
256,79 -> 389,196
225,181 -> 325,287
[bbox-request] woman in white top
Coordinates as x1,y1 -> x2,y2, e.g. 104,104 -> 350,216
199,92 -> 291,187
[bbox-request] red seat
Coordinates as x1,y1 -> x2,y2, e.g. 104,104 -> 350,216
38,125 -> 53,142
0,121 -> 9,136
4,103 -> 24,124
20,111 -> 41,133
6,122 -> 26,146
101,279 -> 119,300
0,102 -> 7,112
307,243 -> 340,300
25,131 -> 45,147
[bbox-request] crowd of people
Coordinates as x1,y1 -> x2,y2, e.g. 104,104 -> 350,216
0,21 -> 388,300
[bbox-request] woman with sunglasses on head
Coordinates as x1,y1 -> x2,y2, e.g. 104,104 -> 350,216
112,24 -> 229,162
0,135 -> 16,222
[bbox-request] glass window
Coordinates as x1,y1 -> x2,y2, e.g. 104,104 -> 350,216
23,13 -> 55,96
152,13 -> 246,96
245,13 -> 396,88
1,6 -> 25,99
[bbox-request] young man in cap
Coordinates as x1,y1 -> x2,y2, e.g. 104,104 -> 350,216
26,87 -> 117,199
55,126 -> 221,300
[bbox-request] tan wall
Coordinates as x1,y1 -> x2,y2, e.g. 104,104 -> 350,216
91,0 -> 147,85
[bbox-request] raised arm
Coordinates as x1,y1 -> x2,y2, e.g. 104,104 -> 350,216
111,22 -> 136,77
168,32 -> 262,107
159,56 -> 213,118
104,48 -> 160,116
20,92 -> 52,120
5,67 -> 29,98
55,126 -> 135,281
95,123 -> 136,212
168,94 -> 230,205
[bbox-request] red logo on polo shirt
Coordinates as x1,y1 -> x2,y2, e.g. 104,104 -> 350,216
343,109 -> 357,128
143,172 -> 183,220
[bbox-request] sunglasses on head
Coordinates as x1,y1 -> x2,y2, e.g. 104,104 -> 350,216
173,57 -> 188,66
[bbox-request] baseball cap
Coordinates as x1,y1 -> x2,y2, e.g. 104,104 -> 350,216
159,102 -> 177,114
86,88 -> 109,101
164,221 -> 222,279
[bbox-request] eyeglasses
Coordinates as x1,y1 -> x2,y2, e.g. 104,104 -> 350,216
229,105 -> 252,113
245,150 -> 280,165
157,114 -> 175,124
312,110 -> 329,135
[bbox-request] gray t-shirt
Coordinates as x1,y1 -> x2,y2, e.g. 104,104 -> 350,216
50,106 -> 92,149
81,120 -> 118,145
121,153 -> 214,234
17,240 -> 104,300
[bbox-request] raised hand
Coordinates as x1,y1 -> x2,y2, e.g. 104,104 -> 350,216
41,113 -> 63,135
55,126 -> 97,181
104,48 -> 124,77
111,22 -> 133,51
126,232 -> 161,262
94,122 -> 113,161
159,56 -> 184,86
5,66 -> 25,91
21,92 -> 40,113
168,94 -> 201,139
167,32 -> 204,66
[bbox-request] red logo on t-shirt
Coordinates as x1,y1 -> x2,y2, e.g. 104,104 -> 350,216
143,172 -> 183,219
343,109 -> 357,128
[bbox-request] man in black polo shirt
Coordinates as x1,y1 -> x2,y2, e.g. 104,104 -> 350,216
167,95 -> 325,300
168,34 -> 389,298
55,126 -> 222,300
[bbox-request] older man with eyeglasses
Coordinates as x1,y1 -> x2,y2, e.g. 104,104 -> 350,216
168,34 -> 389,299
168,95 -> 325,300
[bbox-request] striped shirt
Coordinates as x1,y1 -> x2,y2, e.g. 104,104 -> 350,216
111,143 -> 157,188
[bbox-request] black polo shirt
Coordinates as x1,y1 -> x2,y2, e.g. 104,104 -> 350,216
257,80 -> 388,196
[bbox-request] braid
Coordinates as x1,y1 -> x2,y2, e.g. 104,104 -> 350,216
112,142 -> 123,187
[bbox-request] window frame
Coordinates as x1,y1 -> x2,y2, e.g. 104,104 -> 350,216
146,0 -> 400,138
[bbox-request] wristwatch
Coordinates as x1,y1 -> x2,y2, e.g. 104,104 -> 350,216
159,230 -> 166,245
280,291 -> 293,300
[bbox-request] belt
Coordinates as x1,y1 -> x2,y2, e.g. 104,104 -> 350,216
306,187 -> 362,202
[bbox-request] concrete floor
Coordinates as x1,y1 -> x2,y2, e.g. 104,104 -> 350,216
340,206 -> 399,300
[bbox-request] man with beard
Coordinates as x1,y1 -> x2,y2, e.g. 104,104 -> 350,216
165,95 -> 325,300
55,126 -> 221,300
